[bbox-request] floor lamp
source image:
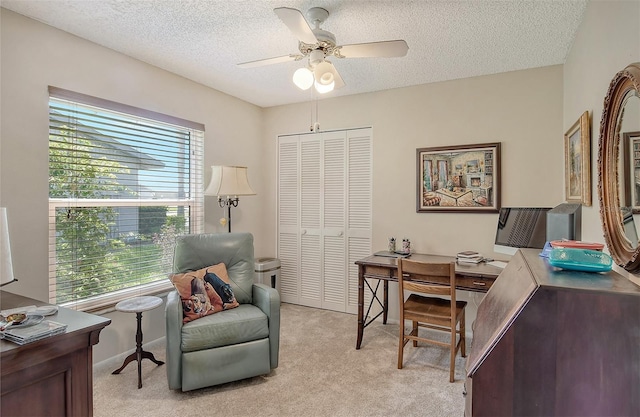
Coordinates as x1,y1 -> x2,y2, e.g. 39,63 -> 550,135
1,207 -> 17,286
204,166 -> 256,233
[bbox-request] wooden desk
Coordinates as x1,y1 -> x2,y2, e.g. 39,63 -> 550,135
355,253 -> 503,349
1,291 -> 111,417
465,249 -> 640,416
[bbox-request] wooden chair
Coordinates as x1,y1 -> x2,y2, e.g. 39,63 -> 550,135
397,258 -> 467,382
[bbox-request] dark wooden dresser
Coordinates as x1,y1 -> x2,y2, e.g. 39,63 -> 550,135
465,249 -> 640,417
1,291 -> 111,417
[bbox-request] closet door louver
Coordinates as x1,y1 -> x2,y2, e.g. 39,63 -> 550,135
277,136 -> 300,303
322,131 -> 346,311
299,137 -> 321,307
346,130 -> 373,313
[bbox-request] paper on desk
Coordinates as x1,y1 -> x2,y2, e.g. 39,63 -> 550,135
487,261 -> 507,269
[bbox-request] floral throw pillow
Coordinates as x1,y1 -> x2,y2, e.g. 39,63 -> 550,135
170,263 -> 239,323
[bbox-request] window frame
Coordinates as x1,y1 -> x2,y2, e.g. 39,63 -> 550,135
48,87 -> 205,312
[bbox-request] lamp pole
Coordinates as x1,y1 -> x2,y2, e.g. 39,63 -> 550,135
218,196 -> 239,233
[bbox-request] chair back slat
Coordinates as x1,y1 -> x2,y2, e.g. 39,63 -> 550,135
397,258 -> 456,298
402,280 -> 451,296
400,260 -> 452,278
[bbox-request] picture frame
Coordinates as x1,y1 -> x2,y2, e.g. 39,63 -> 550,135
564,111 -> 591,206
623,131 -> 640,213
416,142 -> 501,213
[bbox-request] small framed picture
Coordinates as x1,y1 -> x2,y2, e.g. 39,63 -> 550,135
564,111 -> 591,206
416,142 -> 501,213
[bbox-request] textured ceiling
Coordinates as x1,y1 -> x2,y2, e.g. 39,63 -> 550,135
1,0 -> 588,108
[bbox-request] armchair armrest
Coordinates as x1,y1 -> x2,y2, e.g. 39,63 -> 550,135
165,290 -> 184,390
252,283 -> 280,369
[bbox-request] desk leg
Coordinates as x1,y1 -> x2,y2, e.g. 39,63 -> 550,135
383,280 -> 388,324
356,264 -> 364,350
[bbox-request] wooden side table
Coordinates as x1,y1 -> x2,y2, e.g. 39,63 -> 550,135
112,295 -> 164,388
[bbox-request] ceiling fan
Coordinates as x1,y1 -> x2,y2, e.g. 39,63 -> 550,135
238,7 -> 409,93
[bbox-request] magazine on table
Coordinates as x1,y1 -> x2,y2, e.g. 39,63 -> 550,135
0,320 -> 67,345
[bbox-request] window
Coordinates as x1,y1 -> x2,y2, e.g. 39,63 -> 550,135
48,87 -> 204,311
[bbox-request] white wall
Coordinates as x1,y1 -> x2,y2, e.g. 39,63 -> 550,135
264,66 -> 565,324
563,0 -> 640,285
0,9 -> 267,362
264,67 -> 564,256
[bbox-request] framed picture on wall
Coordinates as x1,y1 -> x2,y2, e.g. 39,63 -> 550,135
564,111 -> 591,206
416,142 -> 501,213
623,131 -> 640,213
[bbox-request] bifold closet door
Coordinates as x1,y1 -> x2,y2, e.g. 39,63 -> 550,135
277,128 -> 372,313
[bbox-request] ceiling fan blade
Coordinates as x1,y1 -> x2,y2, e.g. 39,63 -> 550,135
274,7 -> 318,45
332,65 -> 345,89
338,40 -> 409,58
238,54 -> 300,69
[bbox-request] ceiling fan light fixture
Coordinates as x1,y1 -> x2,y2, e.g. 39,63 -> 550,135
314,79 -> 335,94
293,67 -> 314,90
313,61 -> 335,86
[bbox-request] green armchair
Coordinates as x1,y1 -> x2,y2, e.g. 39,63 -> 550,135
165,233 -> 280,391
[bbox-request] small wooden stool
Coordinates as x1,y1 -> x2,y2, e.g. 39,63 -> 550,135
112,296 -> 165,388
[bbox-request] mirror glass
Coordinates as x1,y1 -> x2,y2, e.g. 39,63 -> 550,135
622,207 -> 639,246
619,93 -> 640,248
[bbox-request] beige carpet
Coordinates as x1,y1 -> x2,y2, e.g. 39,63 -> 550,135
93,303 -> 467,417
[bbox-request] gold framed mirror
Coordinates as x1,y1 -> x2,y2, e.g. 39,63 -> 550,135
597,62 -> 640,271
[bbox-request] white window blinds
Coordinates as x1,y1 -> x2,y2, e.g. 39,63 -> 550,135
48,87 -> 204,311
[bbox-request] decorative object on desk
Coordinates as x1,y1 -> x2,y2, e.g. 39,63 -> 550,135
1,207 -> 17,286
416,143 -> 501,213
401,238 -> 411,254
31,305 -> 59,316
204,165 -> 256,233
0,312 -> 27,331
1,304 -> 58,317
388,237 -> 396,252
622,130 -> 640,212
0,314 -> 45,331
547,248 -> 612,273
564,111 -> 591,206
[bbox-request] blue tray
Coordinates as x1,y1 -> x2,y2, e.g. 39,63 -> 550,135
548,248 -> 612,272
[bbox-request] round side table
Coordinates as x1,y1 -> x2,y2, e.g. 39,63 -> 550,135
112,295 -> 165,388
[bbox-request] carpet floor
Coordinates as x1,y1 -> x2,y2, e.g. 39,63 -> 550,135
93,303 -> 468,417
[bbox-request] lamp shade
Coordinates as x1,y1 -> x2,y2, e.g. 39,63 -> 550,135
314,80 -> 335,94
293,67 -> 314,90
204,166 -> 256,197
1,207 -> 15,285
313,61 -> 335,86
